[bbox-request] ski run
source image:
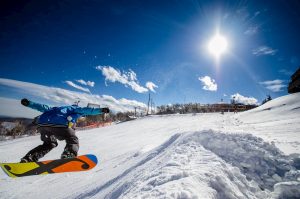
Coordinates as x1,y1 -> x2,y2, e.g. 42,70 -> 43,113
1,93 -> 300,199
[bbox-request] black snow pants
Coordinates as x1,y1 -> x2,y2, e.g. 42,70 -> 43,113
22,126 -> 79,161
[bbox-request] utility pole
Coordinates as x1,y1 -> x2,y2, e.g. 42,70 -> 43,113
152,101 -> 155,114
150,98 -> 153,114
233,96 -> 237,113
147,92 -> 150,115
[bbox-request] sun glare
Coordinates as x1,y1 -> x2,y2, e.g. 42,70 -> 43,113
208,34 -> 228,58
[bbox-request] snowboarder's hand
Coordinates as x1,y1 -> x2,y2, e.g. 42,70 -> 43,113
21,98 -> 30,106
102,108 -> 110,113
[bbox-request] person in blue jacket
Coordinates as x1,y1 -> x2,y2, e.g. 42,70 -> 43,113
20,98 -> 109,162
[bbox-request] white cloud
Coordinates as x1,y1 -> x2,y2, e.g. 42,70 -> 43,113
252,46 -> 277,56
76,79 -> 95,87
231,93 -> 258,105
96,66 -> 148,93
198,76 -> 217,91
265,84 -> 286,92
260,79 -> 284,85
87,81 -> 95,87
146,82 -> 158,93
65,81 -> 90,93
0,78 -> 147,115
259,79 -> 286,92
119,98 -> 146,108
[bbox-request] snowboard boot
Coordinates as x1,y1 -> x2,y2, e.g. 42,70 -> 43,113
20,142 -> 57,163
20,158 -> 29,163
20,155 -> 36,163
61,150 -> 77,159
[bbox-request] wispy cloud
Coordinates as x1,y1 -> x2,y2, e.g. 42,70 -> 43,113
198,76 -> 217,91
96,66 -> 149,93
146,82 -> 158,93
290,56 -> 299,66
65,81 -> 90,93
231,93 -> 258,105
244,26 -> 258,35
252,46 -> 277,56
0,78 -> 147,114
236,7 -> 250,21
76,79 -> 95,87
279,69 -> 293,76
259,79 -> 286,92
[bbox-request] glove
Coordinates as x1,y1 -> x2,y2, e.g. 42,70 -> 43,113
21,98 -> 30,106
101,108 -> 110,113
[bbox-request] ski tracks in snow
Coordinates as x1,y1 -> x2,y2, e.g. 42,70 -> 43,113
73,133 -> 182,199
74,130 -> 300,199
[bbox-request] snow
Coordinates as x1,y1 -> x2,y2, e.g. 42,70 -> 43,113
0,93 -> 300,199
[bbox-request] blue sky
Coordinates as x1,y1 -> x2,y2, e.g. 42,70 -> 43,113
1,0 -> 300,111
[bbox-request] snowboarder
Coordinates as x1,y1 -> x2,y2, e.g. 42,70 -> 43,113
19,98 -> 109,162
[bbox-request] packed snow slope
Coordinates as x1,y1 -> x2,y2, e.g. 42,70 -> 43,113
0,93 -> 300,199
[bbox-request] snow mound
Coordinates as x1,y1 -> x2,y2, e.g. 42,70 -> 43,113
78,130 -> 299,199
194,131 -> 300,191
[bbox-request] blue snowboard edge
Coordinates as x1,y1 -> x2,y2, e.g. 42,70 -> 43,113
86,154 -> 98,164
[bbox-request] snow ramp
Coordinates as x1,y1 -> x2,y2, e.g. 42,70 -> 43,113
75,130 -> 300,199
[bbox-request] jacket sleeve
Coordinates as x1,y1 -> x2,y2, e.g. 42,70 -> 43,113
27,101 -> 52,113
74,107 -> 103,116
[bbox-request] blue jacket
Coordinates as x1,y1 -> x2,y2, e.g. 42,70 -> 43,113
27,101 -> 103,127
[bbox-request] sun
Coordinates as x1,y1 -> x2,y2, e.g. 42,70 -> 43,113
208,34 -> 228,58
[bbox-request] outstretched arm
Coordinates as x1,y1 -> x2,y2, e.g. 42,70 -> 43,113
21,98 -> 52,112
74,107 -> 110,116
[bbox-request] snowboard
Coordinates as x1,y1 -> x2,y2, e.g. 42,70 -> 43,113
0,154 -> 98,178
